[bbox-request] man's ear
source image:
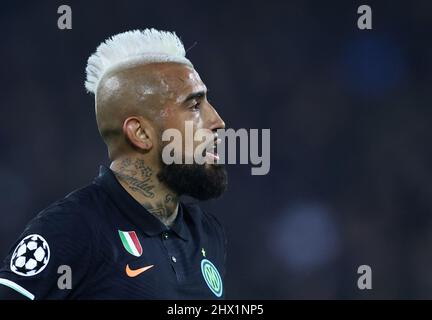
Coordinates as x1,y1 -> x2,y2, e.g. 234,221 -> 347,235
122,116 -> 154,151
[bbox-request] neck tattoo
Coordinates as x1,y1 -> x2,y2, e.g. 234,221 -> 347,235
112,158 -> 178,226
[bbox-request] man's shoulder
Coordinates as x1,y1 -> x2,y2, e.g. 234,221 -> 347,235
27,182 -> 108,233
0,184 -> 106,300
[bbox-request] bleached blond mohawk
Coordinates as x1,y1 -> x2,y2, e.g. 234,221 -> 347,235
85,28 -> 193,94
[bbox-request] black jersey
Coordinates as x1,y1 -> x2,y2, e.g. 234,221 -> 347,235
0,166 -> 227,299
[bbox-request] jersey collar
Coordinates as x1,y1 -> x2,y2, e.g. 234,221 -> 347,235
94,165 -> 189,241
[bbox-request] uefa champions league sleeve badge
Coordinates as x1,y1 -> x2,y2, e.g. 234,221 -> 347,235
10,234 -> 50,277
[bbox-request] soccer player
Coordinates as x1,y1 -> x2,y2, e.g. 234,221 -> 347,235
0,29 -> 227,299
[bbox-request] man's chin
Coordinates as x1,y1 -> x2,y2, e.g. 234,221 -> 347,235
157,163 -> 228,201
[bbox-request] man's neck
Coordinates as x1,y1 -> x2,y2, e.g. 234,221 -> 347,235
110,157 -> 179,227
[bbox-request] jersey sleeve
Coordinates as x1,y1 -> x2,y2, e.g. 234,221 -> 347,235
0,206 -> 96,300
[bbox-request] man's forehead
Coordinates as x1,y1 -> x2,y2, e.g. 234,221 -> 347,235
145,63 -> 207,103
100,62 -> 206,102
157,63 -> 205,91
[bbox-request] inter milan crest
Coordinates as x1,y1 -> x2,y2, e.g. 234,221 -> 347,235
201,259 -> 223,297
10,234 -> 50,277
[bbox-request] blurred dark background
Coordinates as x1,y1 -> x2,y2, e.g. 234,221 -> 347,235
1,0 -> 432,299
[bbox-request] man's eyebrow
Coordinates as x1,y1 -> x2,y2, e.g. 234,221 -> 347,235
183,90 -> 207,103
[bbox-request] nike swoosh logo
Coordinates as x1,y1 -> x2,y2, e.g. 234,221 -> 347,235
125,264 -> 154,277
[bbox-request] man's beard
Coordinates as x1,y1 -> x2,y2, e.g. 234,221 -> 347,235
157,162 -> 228,201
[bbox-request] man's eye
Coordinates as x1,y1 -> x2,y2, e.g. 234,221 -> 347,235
191,103 -> 200,111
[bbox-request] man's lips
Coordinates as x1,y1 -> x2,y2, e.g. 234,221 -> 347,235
210,138 -> 221,151
206,151 -> 220,161
204,137 -> 221,161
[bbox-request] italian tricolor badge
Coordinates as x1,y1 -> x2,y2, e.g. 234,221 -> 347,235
118,230 -> 143,257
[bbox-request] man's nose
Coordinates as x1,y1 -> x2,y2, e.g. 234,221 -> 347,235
206,104 -> 225,131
